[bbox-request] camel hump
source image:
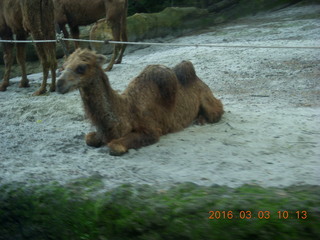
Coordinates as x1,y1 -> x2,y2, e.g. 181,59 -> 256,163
143,65 -> 178,109
173,60 -> 197,86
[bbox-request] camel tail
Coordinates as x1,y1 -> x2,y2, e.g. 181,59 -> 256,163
173,60 -> 197,86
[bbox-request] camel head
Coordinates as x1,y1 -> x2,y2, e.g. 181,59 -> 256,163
57,49 -> 107,94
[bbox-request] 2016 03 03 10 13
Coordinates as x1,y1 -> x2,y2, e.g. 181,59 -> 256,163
208,210 -> 308,220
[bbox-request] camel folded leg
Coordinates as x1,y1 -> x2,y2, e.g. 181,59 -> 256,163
107,131 -> 160,156
198,92 -> 224,124
85,132 -> 103,147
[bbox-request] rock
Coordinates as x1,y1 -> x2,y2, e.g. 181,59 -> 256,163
89,7 -> 209,54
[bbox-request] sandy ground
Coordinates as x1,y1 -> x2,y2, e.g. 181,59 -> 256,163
0,3 -> 319,190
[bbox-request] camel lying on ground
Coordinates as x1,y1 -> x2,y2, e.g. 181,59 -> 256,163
54,0 -> 128,71
57,49 -> 224,156
0,0 -> 57,95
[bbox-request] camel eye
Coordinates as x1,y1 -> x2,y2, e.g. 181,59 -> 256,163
75,65 -> 87,75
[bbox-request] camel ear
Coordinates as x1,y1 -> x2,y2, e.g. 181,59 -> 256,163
96,54 -> 107,66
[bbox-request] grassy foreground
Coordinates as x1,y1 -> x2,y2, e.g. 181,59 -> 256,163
0,176 -> 319,240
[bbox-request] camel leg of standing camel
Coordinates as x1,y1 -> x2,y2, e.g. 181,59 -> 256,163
115,16 -> 127,64
105,44 -> 119,72
49,44 -> 57,92
0,36 -> 14,92
56,23 -> 70,56
32,44 -> 50,95
70,25 -> 80,49
33,42 -> 57,95
104,22 -> 120,71
19,0 -> 56,95
16,33 -> 30,88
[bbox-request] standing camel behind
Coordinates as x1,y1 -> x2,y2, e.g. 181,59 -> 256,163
53,0 -> 128,71
104,0 -> 128,71
53,0 -> 105,50
57,49 -> 224,156
0,0 -> 57,95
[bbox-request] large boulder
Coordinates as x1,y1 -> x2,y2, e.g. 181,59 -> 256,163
90,7 -> 209,55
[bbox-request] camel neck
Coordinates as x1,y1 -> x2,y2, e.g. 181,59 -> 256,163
79,69 -> 122,133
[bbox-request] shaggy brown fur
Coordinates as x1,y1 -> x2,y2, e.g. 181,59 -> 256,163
0,0 -> 57,95
57,49 -> 224,155
54,0 -> 128,71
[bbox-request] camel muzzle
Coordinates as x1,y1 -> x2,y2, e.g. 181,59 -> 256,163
56,78 -> 69,94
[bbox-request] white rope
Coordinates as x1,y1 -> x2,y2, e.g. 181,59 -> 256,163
0,39 -> 56,43
108,40 -> 320,49
0,38 -> 319,49
62,38 -> 105,43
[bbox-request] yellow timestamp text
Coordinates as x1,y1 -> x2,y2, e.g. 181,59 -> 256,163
208,210 -> 308,220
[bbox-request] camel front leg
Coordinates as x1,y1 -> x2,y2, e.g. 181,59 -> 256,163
16,33 -> 30,88
70,25 -> 80,49
56,23 -> 70,57
48,43 -> 57,92
33,62 -> 49,96
104,44 -> 119,72
115,43 -> 126,64
104,21 -> 120,72
107,131 -> 160,156
32,42 -> 51,95
115,15 -> 128,64
85,132 -> 103,148
198,92 -> 224,123
49,62 -> 57,92
0,39 -> 14,91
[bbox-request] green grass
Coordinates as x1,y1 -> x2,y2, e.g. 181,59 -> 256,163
1,177 -> 319,240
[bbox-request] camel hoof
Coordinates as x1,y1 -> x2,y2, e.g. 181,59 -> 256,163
49,85 -> 56,92
85,132 -> 103,147
0,84 -> 8,92
32,88 -> 47,96
108,143 -> 127,156
104,66 -> 113,72
19,81 -> 30,88
195,116 -> 207,125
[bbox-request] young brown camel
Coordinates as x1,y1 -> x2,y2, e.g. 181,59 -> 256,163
57,49 -> 224,156
0,0 -> 57,95
54,0 -> 128,71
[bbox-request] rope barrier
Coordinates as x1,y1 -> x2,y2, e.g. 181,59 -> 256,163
0,37 -> 319,50
107,40 -> 320,49
0,39 -> 57,43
